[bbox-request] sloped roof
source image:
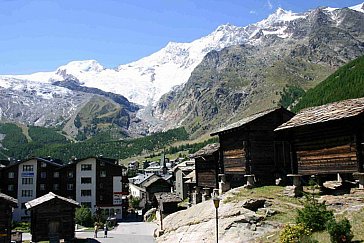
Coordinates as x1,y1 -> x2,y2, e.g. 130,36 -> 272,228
129,173 -> 156,185
190,143 -> 220,158
276,97 -> 364,131
154,192 -> 182,203
211,107 -> 282,135
0,192 -> 18,207
172,160 -> 195,172
4,157 -> 63,169
142,176 -> 170,188
26,192 -> 80,209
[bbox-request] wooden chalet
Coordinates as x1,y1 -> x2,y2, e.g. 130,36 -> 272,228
0,193 -> 17,243
275,98 -> 364,183
152,192 -> 182,214
190,143 -> 220,190
211,107 -> 295,187
142,177 -> 172,208
25,192 -> 80,243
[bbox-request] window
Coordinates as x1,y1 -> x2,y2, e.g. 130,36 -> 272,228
54,172 -> 59,178
100,161 -> 105,166
99,183 -> 103,189
23,165 -> 34,171
81,190 -> 92,197
67,184 -> 74,190
81,177 -> 92,184
40,184 -> 45,191
53,184 -> 59,191
41,162 -> 47,168
8,184 -> 14,191
81,202 -> 91,208
81,164 -> 92,171
100,171 -> 106,177
68,171 -> 74,178
21,190 -> 33,197
22,178 -> 33,185
8,172 -> 15,179
40,172 -> 47,179
21,203 -> 26,209
100,195 -> 103,201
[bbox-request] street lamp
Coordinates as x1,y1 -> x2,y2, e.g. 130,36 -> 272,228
212,189 -> 220,243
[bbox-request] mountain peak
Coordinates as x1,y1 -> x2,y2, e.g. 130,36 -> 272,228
349,2 -> 364,13
57,60 -> 104,73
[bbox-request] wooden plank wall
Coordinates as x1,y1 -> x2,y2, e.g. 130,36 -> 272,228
297,143 -> 357,175
223,149 -> 246,174
196,158 -> 218,188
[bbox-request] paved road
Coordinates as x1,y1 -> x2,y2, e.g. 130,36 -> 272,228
22,222 -> 158,243
76,222 -> 158,243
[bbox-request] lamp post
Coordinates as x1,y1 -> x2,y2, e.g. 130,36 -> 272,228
212,189 -> 220,243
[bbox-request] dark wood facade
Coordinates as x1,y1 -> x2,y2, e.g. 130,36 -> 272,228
26,192 -> 80,242
211,107 -> 295,187
191,143 -> 220,189
0,193 -> 17,243
275,98 -> 364,176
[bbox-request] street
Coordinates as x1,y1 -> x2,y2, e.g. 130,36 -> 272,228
22,222 -> 158,243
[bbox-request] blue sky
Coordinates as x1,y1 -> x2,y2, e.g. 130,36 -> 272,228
0,0 -> 362,74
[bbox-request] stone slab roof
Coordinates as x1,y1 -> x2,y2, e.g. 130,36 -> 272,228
0,192 -> 18,207
211,107 -> 281,135
190,143 -> 220,158
276,97 -> 364,131
25,192 -> 80,209
154,192 -> 182,203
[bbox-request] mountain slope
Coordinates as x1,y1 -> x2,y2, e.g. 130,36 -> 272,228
153,6 -> 364,137
292,55 -> 364,112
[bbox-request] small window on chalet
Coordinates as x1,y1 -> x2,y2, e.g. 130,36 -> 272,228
81,190 -> 92,197
40,172 -> 46,179
23,165 -> 34,171
22,178 -> 33,185
100,171 -> 106,177
40,184 -> 45,191
100,195 -> 103,201
54,172 -> 59,178
81,202 -> 91,208
67,183 -> 74,190
100,161 -> 105,166
81,164 -> 92,171
53,184 -> 59,191
8,172 -> 15,179
68,171 -> 74,178
8,184 -> 14,191
99,183 -> 103,189
81,177 -> 92,184
21,203 -> 26,209
41,162 -> 47,168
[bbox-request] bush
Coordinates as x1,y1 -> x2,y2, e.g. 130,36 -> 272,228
327,218 -> 353,243
296,194 -> 334,232
279,224 -> 313,243
75,206 -> 93,227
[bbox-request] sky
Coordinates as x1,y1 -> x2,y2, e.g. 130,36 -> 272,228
0,0 -> 362,74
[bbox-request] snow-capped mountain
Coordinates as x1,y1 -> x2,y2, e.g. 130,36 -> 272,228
0,2 -> 363,139
2,3 -> 363,107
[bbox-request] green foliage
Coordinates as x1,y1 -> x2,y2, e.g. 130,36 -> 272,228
0,123 -> 29,159
279,85 -> 305,108
279,224 -> 314,243
75,206 -> 93,227
12,221 -> 31,232
129,196 -> 141,209
293,55 -> 364,112
296,194 -> 334,232
28,126 -> 68,145
165,137 -> 218,155
327,218 -> 353,243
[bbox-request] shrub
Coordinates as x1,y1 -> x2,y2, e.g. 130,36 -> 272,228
327,218 -> 353,243
75,206 -> 93,227
279,224 -> 313,243
296,194 -> 334,232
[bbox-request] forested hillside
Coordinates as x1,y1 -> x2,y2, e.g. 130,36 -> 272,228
0,125 -> 189,162
292,55 -> 364,112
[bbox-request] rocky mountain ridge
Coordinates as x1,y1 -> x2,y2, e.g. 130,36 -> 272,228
0,3 -> 363,139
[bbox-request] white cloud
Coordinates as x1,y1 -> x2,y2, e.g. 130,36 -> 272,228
267,0 -> 273,9
249,10 -> 256,14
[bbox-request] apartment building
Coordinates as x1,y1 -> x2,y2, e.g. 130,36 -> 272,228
58,157 -> 128,220
0,157 -> 62,221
